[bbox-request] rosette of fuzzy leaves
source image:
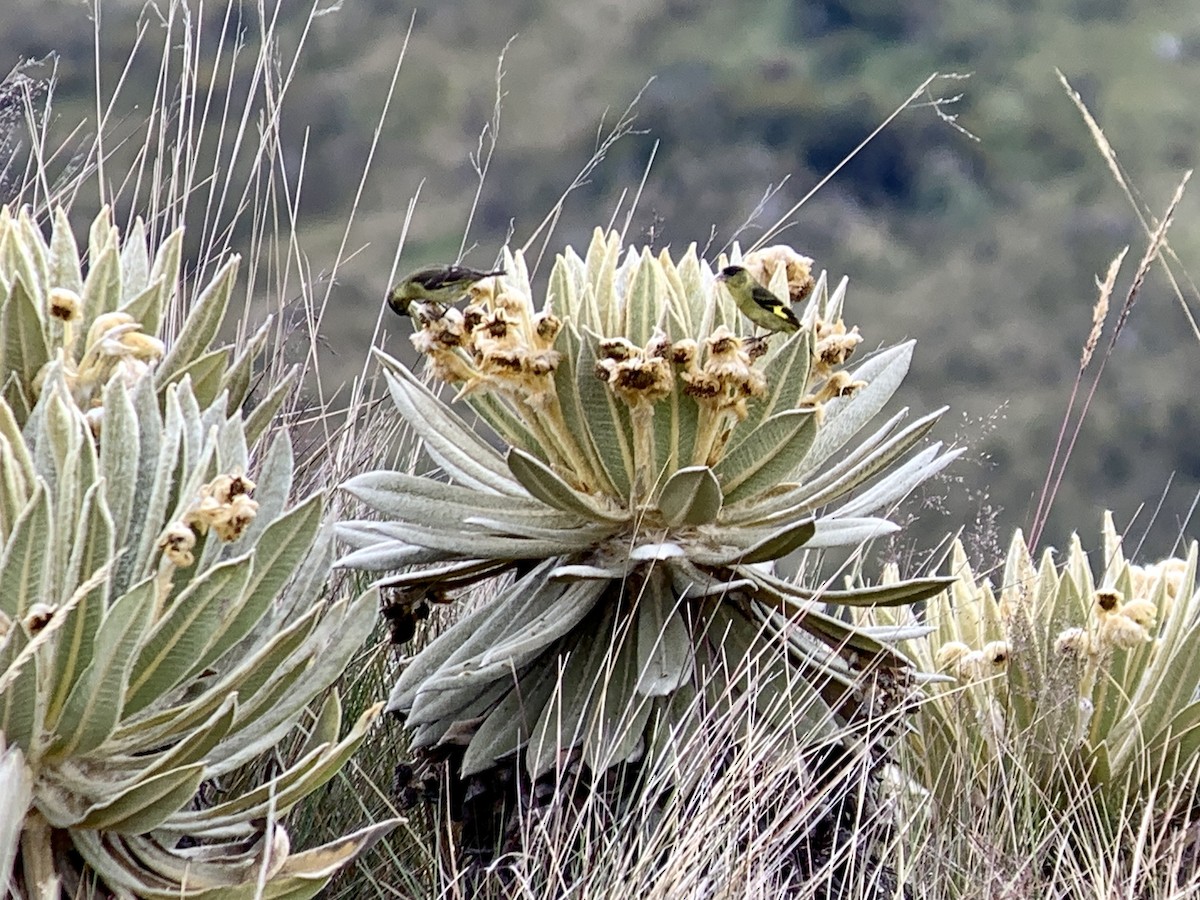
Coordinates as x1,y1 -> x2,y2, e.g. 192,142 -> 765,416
340,230 -> 958,780
861,513 -> 1200,817
0,206 -> 393,899
0,205 -> 291,434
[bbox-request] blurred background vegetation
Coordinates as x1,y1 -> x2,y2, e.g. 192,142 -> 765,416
6,0 -> 1200,563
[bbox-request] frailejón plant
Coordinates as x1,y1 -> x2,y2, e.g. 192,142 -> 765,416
860,513 -> 1200,818
340,231 -> 959,782
0,206 -> 394,899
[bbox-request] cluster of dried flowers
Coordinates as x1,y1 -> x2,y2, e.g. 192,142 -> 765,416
34,284 -> 259,571
403,245 -> 867,481
37,290 -> 166,433
931,554 -> 1185,686
159,473 -> 259,568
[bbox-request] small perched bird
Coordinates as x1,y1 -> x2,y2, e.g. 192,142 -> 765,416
717,265 -> 801,334
386,264 -> 505,318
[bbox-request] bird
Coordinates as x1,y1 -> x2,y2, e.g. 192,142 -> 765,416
386,264 -> 506,318
716,265 -> 801,334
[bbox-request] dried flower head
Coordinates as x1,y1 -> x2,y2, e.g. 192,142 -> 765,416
805,370 -> 867,407
48,287 -> 82,322
645,330 -> 673,360
1120,597 -> 1157,630
705,334 -> 753,380
935,640 -> 972,671
492,288 -> 526,318
119,331 -> 167,362
412,308 -> 467,351
159,522 -> 198,568
669,339 -> 698,369
184,472 -> 260,543
676,326 -> 767,420
212,473 -> 257,503
599,338 -> 639,362
476,308 -> 519,347
39,305 -> 165,414
1054,627 -> 1090,658
1155,557 -> 1188,598
957,649 -> 988,681
982,640 -> 1010,667
1100,613 -> 1149,650
813,319 -> 863,373
742,245 -> 815,305
1093,588 -> 1122,616
1148,556 -> 1188,620
24,602 -> 57,634
461,303 -> 487,332
212,493 -> 259,542
596,347 -> 674,407
534,312 -> 562,345
523,349 -> 562,377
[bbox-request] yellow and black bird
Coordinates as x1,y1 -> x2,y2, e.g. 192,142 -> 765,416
386,264 -> 505,318
717,265 -> 801,334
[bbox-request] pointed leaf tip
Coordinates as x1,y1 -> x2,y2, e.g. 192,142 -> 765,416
658,465 -> 723,526
506,447 -> 625,523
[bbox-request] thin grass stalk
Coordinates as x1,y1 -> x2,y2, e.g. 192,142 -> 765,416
1030,177 -> 1187,548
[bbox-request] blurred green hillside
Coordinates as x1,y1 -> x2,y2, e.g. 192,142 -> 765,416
6,0 -> 1200,559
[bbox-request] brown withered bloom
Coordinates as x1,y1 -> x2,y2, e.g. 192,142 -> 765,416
184,473 -> 260,542
159,522 -> 198,568
743,245 -> 816,306
48,288 -> 82,322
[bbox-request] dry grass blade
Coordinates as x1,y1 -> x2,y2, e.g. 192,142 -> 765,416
1029,247 -> 1125,548
450,642 -> 909,900
1081,249 -> 1125,372
1058,68 -> 1200,347
1030,175 -> 1188,548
